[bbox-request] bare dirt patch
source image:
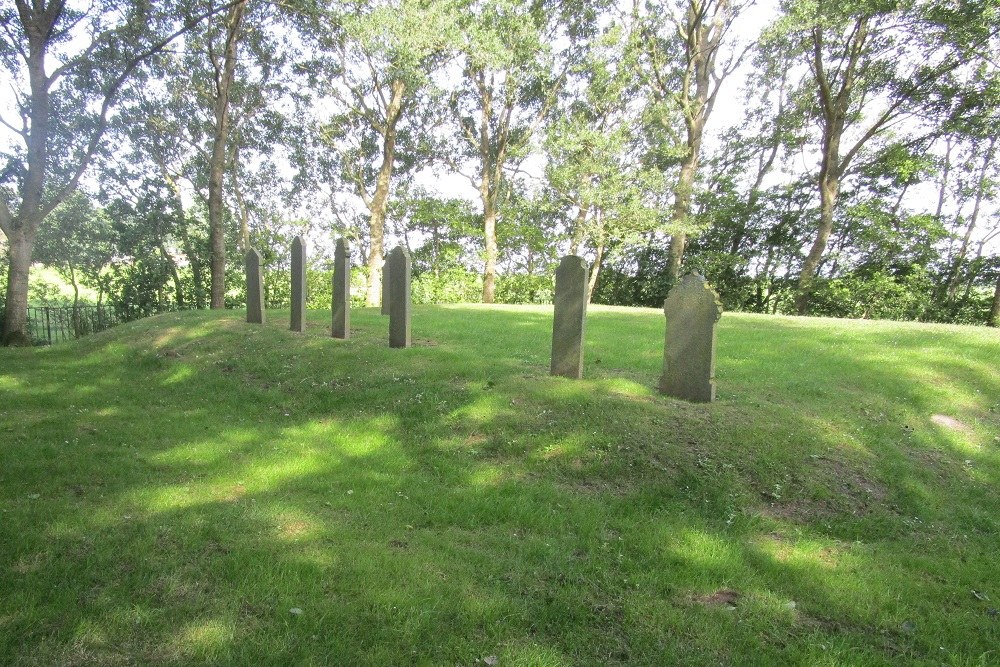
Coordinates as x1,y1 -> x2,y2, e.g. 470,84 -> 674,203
690,589 -> 741,608
931,414 -> 972,434
759,456 -> 888,523
279,520 -> 311,539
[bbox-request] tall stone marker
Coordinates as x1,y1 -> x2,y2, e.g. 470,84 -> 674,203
381,259 -> 390,316
290,236 -> 307,332
246,248 -> 265,325
332,237 -> 351,339
550,255 -> 589,379
387,246 -> 411,348
659,273 -> 723,403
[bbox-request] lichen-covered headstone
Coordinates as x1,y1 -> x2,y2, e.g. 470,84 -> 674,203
387,246 -> 411,348
659,273 -> 723,403
550,255 -> 589,379
246,248 -> 265,325
332,238 -> 351,339
381,258 -> 390,316
290,236 -> 306,332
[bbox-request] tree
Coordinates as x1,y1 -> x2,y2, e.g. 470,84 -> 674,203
766,0 -> 1000,313
298,0 -> 458,305
33,193 -> 114,329
639,0 -> 750,284
102,0 -> 289,310
447,0 -> 566,303
0,0 -> 223,344
207,0 -> 248,308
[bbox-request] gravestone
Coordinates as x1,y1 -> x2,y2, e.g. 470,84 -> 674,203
387,246 -> 411,348
332,238 -> 351,339
290,236 -> 306,332
550,255 -> 589,379
659,273 -> 723,403
246,248 -> 265,324
381,258 -> 390,315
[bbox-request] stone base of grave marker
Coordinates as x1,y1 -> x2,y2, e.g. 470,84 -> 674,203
332,238 -> 350,339
659,273 -> 723,403
290,236 -> 306,332
550,255 -> 589,379
246,248 -> 265,325
387,246 -> 411,348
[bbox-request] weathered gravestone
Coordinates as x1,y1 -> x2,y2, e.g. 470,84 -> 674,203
332,238 -> 351,339
387,246 -> 411,348
290,236 -> 307,332
246,248 -> 265,325
659,273 -> 723,403
550,255 -> 589,379
381,259 -> 390,316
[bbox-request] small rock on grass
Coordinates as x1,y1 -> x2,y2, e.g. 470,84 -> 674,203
289,608 -> 303,616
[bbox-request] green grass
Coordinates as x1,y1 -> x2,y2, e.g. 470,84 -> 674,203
1,304 -> 998,665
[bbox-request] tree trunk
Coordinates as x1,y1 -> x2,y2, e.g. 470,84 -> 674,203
795,18 -> 869,314
207,0 -> 246,309
587,210 -> 606,302
160,241 -> 185,307
570,203 -> 589,256
233,158 -> 251,255
588,241 -> 605,303
366,78 -> 406,306
2,12 -> 52,345
662,0 -> 730,284
666,143 -> 699,283
180,227 -> 206,309
2,233 -> 34,346
944,137 -> 996,302
476,73 -> 499,305
990,274 -> 1000,327
482,196 -> 498,303
796,168 -> 840,314
69,261 -> 82,337
665,233 -> 687,283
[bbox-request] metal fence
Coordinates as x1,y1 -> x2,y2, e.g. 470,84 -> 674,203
26,305 -> 128,345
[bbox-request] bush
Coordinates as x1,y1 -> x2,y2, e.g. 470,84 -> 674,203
807,269 -> 936,321
412,268 -> 482,304
494,274 -> 553,305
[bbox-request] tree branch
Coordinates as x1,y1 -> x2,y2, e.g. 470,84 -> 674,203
0,196 -> 13,237
41,2 -> 238,219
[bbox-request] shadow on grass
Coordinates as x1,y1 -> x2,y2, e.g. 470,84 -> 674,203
0,307 -> 998,665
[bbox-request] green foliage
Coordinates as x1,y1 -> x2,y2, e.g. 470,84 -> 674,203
807,269 -> 938,321
34,193 -> 115,304
412,268 -> 482,304
494,274 -> 554,304
592,244 -> 677,308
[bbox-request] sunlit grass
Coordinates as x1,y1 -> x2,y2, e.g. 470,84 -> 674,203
0,305 -> 998,665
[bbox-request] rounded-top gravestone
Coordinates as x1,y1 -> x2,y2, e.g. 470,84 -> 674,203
659,273 -> 723,403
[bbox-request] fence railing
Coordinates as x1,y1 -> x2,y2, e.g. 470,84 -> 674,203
26,305 -> 128,345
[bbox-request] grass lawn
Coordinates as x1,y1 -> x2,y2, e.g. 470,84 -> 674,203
1,304 -> 998,665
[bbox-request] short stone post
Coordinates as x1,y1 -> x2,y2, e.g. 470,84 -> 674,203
381,259 -> 390,316
246,248 -> 265,324
332,238 -> 350,339
659,273 -> 723,403
387,246 -> 411,348
290,236 -> 306,332
550,255 -> 589,379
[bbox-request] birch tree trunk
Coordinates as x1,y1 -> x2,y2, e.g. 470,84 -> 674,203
366,79 -> 407,306
207,0 -> 247,309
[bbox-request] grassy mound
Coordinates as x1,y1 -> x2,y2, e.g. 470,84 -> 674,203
1,305 -> 998,665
